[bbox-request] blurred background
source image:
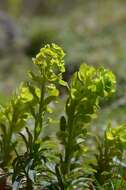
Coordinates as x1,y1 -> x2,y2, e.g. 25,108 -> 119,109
0,0 -> 126,129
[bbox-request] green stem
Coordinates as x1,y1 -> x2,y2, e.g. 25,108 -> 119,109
34,79 -> 45,141
2,110 -> 16,167
26,177 -> 33,190
63,102 -> 75,175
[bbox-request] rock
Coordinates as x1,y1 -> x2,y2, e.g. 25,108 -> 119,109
0,11 -> 27,56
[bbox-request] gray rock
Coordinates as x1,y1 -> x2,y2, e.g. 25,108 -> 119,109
0,11 -> 26,56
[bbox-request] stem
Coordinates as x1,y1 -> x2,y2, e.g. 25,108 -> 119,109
64,120 -> 73,174
2,110 -> 16,167
63,101 -> 75,175
26,177 -> 33,190
55,165 -> 64,190
34,79 -> 45,141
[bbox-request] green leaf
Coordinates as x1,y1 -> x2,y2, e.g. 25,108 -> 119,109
28,169 -> 36,183
19,84 -> 33,103
12,178 -> 22,190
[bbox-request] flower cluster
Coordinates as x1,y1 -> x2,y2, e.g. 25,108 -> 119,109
33,43 -> 65,82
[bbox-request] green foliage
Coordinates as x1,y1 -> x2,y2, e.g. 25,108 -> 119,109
11,43 -> 66,189
92,123 -> 126,189
54,63 -> 116,189
1,43 -> 126,190
0,93 -> 29,168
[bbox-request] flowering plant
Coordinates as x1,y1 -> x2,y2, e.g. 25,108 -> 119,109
0,44 -> 125,190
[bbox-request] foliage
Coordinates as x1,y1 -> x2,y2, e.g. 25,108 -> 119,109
12,43 -> 66,190
92,123 -> 126,188
1,43 -> 126,190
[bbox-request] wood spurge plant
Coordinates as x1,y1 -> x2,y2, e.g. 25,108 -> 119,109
1,43 -> 126,190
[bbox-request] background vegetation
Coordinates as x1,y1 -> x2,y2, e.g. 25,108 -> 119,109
0,0 -> 126,189
0,0 -> 126,127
